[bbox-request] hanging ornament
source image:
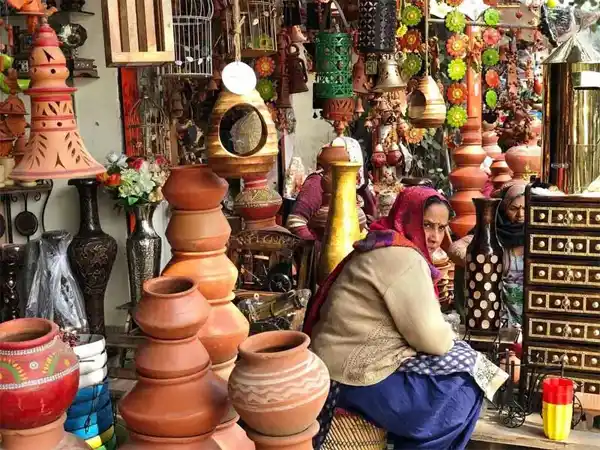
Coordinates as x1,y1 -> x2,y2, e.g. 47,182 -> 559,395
400,29 -> 422,51
255,56 -> 275,77
446,33 -> 469,58
256,78 -> 275,100
402,5 -> 423,26
485,69 -> 500,88
447,82 -> 467,105
396,23 -> 408,38
447,0 -> 464,6
483,8 -> 500,26
485,89 -> 498,108
445,11 -> 467,33
448,59 -> 467,80
402,53 -> 423,77
406,127 -> 426,144
482,28 -> 501,46
446,105 -> 468,128
482,48 -> 500,66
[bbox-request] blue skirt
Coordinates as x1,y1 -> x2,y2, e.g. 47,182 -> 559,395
337,372 -> 483,450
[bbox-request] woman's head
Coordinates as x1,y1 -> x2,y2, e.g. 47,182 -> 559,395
423,196 -> 451,255
498,182 -> 526,224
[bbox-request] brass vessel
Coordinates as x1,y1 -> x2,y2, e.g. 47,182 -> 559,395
318,162 -> 361,284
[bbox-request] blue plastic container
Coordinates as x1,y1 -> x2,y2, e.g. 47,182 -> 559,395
65,398 -> 113,432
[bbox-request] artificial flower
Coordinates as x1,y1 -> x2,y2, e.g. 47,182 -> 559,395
482,48 -> 500,66
105,173 -> 121,187
445,10 -> 467,33
396,23 -> 408,38
447,0 -> 464,6
401,29 -> 422,51
402,5 -> 423,26
483,8 -> 500,26
485,69 -> 500,88
406,127 -> 426,144
446,105 -> 468,128
485,89 -> 498,108
446,33 -> 469,58
448,58 -> 467,80
255,56 -> 275,77
413,0 -> 425,9
402,53 -> 423,77
482,27 -> 501,46
447,82 -> 467,105
256,79 -> 275,101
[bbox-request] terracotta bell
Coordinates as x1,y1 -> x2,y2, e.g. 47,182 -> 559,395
407,76 -> 447,128
373,58 -> 405,92
355,96 -> 365,116
353,55 -> 370,94
277,74 -> 293,108
290,25 -> 307,43
322,98 -> 355,122
287,44 -> 308,94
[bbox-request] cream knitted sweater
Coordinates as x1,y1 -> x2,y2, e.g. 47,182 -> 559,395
311,246 -> 455,387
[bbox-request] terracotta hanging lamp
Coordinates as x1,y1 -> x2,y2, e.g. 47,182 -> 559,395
11,20 -> 105,181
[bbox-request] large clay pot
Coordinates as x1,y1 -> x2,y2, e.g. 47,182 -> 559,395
490,154 -> 513,190
0,415 -> 89,450
482,122 -> 501,159
162,250 -> 238,301
234,177 -> 283,229
135,335 -> 210,379
163,165 -> 229,211
119,367 -> 229,438
211,415 -> 255,449
0,318 -> 79,430
119,431 -> 220,449
228,331 -> 330,437
135,276 -> 210,340
505,143 -> 542,182
166,207 -> 231,252
246,421 -> 319,450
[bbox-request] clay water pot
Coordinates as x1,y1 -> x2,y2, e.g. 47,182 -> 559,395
119,367 -> 229,438
505,143 -> 542,182
199,294 -> 250,365
163,165 -> 228,211
246,421 -> 319,450
211,415 -> 255,450
0,318 -> 79,430
212,357 -> 236,382
135,276 -> 210,340
228,331 -> 330,437
162,250 -> 238,301
490,154 -> 513,190
166,207 -> 231,252
0,415 -> 89,450
119,431 -> 220,449
135,335 -> 211,379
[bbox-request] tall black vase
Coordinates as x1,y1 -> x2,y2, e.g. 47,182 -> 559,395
67,178 -> 118,336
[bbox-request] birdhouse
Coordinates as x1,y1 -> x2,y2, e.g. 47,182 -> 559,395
225,0 -> 279,58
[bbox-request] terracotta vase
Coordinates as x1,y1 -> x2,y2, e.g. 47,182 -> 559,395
135,276 -> 210,340
119,431 -> 220,449
212,358 -> 236,382
490,154 -> 513,190
0,415 -> 89,450
163,165 -> 229,211
246,422 -> 319,450
119,367 -> 229,438
211,415 -> 255,450
482,122 -> 501,159
166,207 -> 231,252
0,318 -> 79,430
505,142 -> 542,182
228,331 -> 330,437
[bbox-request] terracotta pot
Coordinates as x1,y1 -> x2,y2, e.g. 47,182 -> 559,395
162,250 -> 238,301
234,177 -> 283,225
135,335 -> 211,379
199,295 -> 250,365
490,154 -> 513,190
163,165 -> 229,210
0,318 -> 79,430
212,357 -> 236,382
120,431 -> 220,449
119,367 -> 229,438
317,144 -> 349,171
505,143 -> 541,182
246,421 -> 319,450
500,351 -> 521,384
0,415 -> 89,450
211,415 -> 255,450
135,276 -> 210,340
482,124 -> 501,159
228,331 -> 330,437
166,207 -> 232,252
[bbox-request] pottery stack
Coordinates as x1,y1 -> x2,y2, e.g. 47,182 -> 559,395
0,318 -> 88,450
64,335 -> 116,449
119,276 -> 231,449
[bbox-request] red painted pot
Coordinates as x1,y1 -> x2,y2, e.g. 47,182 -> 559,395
0,318 -> 79,430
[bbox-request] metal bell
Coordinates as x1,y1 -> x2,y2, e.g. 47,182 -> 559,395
287,44 -> 309,94
373,58 -> 406,92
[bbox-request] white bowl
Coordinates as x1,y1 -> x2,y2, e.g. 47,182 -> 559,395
74,335 -> 106,360
79,350 -> 108,376
79,364 -> 108,390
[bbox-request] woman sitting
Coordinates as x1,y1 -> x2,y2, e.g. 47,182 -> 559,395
304,187 -> 507,450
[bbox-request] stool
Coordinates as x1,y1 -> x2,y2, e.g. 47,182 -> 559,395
321,408 -> 387,450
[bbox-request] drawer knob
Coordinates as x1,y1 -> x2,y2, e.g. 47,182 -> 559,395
538,241 -> 546,248
557,213 -> 565,221
594,330 -> 600,337
539,213 -> 546,220
536,325 -> 544,333
536,297 -> 544,305
596,274 -> 600,281
573,300 -> 581,308
574,328 -> 581,335
575,271 -> 582,279
592,358 -> 598,365
571,356 -> 578,363
591,386 -> 598,393
557,270 -> 565,278
539,270 -> 546,277
596,214 -> 600,222
596,244 -> 600,251
568,241 -> 575,249
568,212 -> 574,220
556,326 -> 563,334
576,214 -> 584,221
558,242 -> 565,249
593,302 -> 600,309
554,299 -> 562,306
576,243 -> 584,250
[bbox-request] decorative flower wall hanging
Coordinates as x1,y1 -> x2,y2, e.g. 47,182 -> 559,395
446,0 -> 464,6
396,23 -> 408,38
448,59 -> 467,80
447,82 -> 467,105
485,89 -> 498,108
255,56 -> 275,77
482,28 -> 501,46
401,29 -> 422,51
446,33 -> 469,58
446,105 -> 468,128
485,69 -> 500,88
483,8 -> 500,26
256,78 -> 275,101
402,53 -> 423,77
402,5 -> 423,26
482,48 -> 500,66
406,127 -> 426,144
445,10 -> 467,33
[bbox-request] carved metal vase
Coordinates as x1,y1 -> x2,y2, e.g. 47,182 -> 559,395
67,178 -> 118,336
126,203 -> 161,311
465,198 -> 504,333
1,243 -> 25,322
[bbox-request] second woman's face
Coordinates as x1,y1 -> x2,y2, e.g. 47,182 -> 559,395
506,196 -> 525,224
423,203 -> 450,256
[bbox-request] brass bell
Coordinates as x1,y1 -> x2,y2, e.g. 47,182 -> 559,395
287,44 -> 309,94
277,74 -> 293,108
407,76 -> 446,128
373,58 -> 406,92
353,55 -> 370,95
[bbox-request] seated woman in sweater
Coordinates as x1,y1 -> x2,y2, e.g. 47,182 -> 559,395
304,187 -> 507,450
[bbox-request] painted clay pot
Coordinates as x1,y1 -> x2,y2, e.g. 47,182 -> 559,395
211,415 -> 255,450
505,143 -> 542,182
199,295 -> 250,365
162,250 -> 238,301
0,415 -> 89,450
135,335 -> 211,379
0,318 -> 79,430
228,331 -> 330,437
135,276 -> 210,340
119,366 -> 229,438
234,177 -> 283,226
119,431 -> 220,449
246,421 -> 319,450
163,164 -> 229,211
166,207 -> 232,252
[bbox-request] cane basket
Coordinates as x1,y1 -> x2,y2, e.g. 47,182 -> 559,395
322,409 -> 388,450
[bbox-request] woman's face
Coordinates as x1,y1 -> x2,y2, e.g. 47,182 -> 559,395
423,202 -> 450,256
506,196 -> 525,224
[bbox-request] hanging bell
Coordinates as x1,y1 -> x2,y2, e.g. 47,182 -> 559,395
354,96 -> 365,116
207,78 -> 219,91
353,55 -> 370,95
287,44 -> 309,94
277,74 -> 293,108
407,76 -> 447,128
290,25 -> 307,43
373,58 -> 406,92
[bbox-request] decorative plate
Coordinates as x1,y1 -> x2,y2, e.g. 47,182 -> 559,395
483,8 -> 500,26
57,23 -> 88,50
482,48 -> 500,66
256,79 -> 275,101
402,5 -> 423,26
402,53 -> 423,77
485,69 -> 500,88
255,56 -> 275,78
401,29 -> 422,51
482,28 -> 501,46
485,89 -> 498,108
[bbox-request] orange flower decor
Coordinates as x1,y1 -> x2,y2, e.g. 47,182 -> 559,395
485,69 -> 500,88
255,56 -> 275,77
447,82 -> 467,105
406,127 -> 426,144
446,0 -> 464,6
446,34 -> 469,59
482,28 -> 501,46
401,29 -> 422,52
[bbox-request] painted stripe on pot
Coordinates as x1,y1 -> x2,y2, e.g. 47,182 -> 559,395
86,425 -> 116,449
79,350 -> 108,375
72,379 -> 109,404
65,398 -> 113,431
67,386 -> 111,418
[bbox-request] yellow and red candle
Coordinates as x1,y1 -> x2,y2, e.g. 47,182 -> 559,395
542,377 -> 574,441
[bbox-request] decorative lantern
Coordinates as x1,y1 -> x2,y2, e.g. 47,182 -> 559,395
358,0 -> 396,53
226,0 -> 279,58
407,76 -> 447,128
127,90 -> 171,160
314,32 -> 353,99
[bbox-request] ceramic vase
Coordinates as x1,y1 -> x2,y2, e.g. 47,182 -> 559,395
126,203 -> 162,309
67,178 -> 118,336
465,198 -> 504,333
166,207 -> 231,252
0,415 -> 89,450
0,318 -> 79,429
119,431 -> 220,449
163,164 -> 229,211
228,330 -> 330,437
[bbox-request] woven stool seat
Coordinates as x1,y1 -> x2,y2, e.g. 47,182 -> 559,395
321,408 -> 387,450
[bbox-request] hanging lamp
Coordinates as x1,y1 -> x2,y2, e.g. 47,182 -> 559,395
11,20 -> 104,181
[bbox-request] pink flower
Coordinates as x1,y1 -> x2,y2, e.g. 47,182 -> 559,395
154,155 -> 167,166
129,158 -> 145,170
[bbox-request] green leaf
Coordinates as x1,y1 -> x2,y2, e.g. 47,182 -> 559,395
127,196 -> 139,206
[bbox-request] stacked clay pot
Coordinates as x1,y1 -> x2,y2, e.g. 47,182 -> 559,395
119,276 -> 232,448
505,117 -> 542,182
0,318 -> 88,450
229,330 -> 331,449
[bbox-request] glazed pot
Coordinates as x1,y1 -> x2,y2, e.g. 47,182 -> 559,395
246,421 -> 319,450
119,431 -> 220,449
162,250 -> 238,301
228,331 -> 330,437
0,415 -> 89,450
198,294 -> 250,365
163,164 -> 229,211
505,143 -> 541,182
135,335 -> 210,379
166,207 -> 231,253
135,276 -> 210,340
211,415 -> 255,450
0,318 -> 79,430
119,367 -> 229,438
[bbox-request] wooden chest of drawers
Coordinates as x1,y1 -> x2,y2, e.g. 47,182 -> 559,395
522,189 -> 600,395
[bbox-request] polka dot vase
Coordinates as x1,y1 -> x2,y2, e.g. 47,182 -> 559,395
465,198 -> 504,333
